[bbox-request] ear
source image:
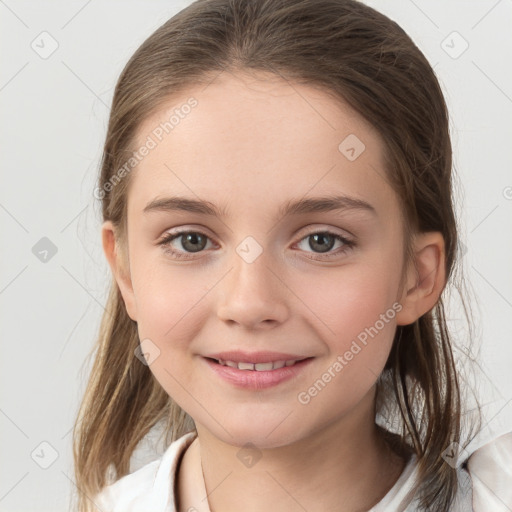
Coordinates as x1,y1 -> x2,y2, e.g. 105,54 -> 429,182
101,220 -> 138,322
395,231 -> 446,326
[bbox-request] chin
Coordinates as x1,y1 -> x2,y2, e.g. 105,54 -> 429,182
204,419 -> 308,451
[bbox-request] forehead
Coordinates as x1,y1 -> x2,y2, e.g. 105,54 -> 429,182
127,70 -> 399,223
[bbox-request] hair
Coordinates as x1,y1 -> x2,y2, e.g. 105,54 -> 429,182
72,1 -> 482,510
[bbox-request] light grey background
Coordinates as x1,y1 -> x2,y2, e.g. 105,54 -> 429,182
1,1 -> 511,510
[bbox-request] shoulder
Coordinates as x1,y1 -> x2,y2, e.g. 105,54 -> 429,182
372,430 -> 512,511
92,431 -> 197,512
415,430 -> 512,511
466,430 -> 512,511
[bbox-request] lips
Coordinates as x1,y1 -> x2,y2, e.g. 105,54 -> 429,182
204,350 -> 310,365
203,355 -> 314,389
215,358 -> 302,371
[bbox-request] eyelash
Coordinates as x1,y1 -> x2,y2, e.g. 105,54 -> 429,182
157,228 -> 356,261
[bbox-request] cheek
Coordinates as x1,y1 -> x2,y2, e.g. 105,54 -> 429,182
293,275 -> 399,420
291,262 -> 400,377
130,246 -> 211,340
295,256 -> 399,319
129,260 -> 207,409
128,260 -> 218,410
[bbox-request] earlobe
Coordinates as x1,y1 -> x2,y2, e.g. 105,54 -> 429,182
101,221 -> 138,322
395,232 -> 446,326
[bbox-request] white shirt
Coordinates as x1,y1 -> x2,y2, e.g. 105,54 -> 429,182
92,430 -> 512,512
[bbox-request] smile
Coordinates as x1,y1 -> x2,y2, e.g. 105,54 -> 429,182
215,358 -> 304,371
203,356 -> 314,389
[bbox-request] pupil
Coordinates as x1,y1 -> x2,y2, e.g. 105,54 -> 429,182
311,233 -> 334,253
183,233 -> 206,253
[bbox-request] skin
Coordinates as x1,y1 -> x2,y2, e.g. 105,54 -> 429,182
102,70 -> 446,512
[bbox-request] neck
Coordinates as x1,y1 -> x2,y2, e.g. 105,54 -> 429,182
180,389 -> 406,512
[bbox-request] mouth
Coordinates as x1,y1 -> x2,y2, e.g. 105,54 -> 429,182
205,357 -> 312,371
202,355 -> 315,389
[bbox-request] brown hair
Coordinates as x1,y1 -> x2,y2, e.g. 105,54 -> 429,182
72,1 -> 481,510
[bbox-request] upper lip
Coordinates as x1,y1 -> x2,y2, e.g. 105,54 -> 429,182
203,351 -> 312,364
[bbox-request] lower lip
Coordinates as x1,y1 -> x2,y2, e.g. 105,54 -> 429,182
203,357 -> 314,389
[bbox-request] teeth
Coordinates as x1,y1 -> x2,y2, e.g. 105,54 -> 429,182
255,362 -> 273,371
217,359 -> 300,370
238,362 -> 255,371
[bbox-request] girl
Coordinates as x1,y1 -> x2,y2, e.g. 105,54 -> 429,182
73,0 -> 512,511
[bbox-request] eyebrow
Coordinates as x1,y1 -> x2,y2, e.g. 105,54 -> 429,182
143,194 -> 377,219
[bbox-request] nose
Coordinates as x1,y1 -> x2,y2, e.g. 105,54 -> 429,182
216,246 -> 290,329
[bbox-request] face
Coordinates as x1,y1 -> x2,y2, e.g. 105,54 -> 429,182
105,70 -> 413,449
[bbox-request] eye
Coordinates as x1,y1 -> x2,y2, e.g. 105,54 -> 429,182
157,230 -> 214,260
157,228 -> 355,261
294,230 -> 355,260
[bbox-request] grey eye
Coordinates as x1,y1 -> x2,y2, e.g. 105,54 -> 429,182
306,233 -> 337,253
177,232 -> 208,253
